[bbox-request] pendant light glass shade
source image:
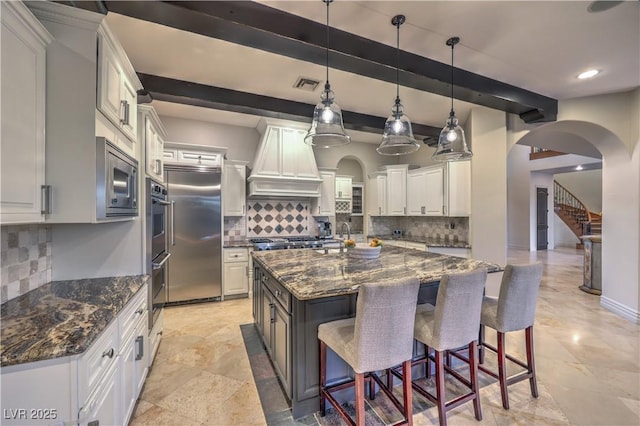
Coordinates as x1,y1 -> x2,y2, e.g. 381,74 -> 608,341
433,37 -> 472,161
377,14 -> 419,156
304,0 -> 350,148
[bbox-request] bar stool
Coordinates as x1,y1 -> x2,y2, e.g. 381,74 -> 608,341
318,276 -> 420,426
478,263 -> 543,409
408,269 -> 487,426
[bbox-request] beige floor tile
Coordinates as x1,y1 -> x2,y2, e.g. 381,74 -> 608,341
132,247 -> 640,426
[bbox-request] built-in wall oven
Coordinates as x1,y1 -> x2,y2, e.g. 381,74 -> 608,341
146,178 -> 170,331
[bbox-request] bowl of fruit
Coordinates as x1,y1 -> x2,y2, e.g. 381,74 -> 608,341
347,238 -> 382,259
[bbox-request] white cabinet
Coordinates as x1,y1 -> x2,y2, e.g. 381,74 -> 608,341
335,176 -> 352,199
164,143 -> 225,167
27,2 -> 143,223
424,166 -> 445,216
138,105 -> 168,183
386,165 -> 408,216
427,246 -> 471,258
223,162 -> 247,217
312,170 -> 336,216
148,308 -> 164,367
223,248 -> 250,296
0,2 -> 52,224
0,284 -> 148,426
445,160 -> 471,217
405,161 -> 470,217
368,173 -> 387,216
97,24 -> 138,145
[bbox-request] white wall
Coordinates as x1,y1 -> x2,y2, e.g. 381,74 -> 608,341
160,115 -> 260,164
507,144 -> 532,249
468,107 -> 508,297
554,169 -> 602,213
554,215 -> 580,248
336,158 -> 363,181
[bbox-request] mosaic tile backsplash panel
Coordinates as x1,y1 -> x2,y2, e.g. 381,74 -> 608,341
1,224 -> 52,304
247,200 -> 310,237
369,216 -> 469,243
224,216 -> 246,243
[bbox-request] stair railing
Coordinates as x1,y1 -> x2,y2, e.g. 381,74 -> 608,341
554,180 -> 597,235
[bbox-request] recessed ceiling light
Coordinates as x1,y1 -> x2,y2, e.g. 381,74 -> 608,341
578,69 -> 600,80
575,165 -> 584,171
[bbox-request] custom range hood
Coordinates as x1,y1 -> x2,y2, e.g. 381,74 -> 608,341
247,118 -> 322,198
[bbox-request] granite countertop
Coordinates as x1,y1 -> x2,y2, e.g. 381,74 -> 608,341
0,275 -> 148,368
224,240 -> 253,248
368,234 -> 471,248
252,246 -> 501,301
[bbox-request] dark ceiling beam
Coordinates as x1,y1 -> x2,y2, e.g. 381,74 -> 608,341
101,0 -> 557,123
137,73 -> 441,139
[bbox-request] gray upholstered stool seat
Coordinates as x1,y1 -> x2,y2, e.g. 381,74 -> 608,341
478,263 -> 544,410
318,276 -> 420,426
402,268 -> 487,426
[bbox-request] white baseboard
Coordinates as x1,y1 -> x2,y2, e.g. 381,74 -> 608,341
600,296 -> 640,324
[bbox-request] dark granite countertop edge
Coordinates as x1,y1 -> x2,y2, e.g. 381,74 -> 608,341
1,275 -> 148,368
367,235 -> 471,248
223,240 -> 253,248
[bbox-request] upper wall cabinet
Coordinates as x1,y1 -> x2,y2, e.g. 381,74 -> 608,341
445,160 -> 471,217
367,172 -> 387,216
95,24 -> 140,157
138,105 -> 167,183
407,166 -> 444,216
223,161 -> 247,217
335,176 -> 352,200
163,143 -> 226,168
27,2 -> 143,223
0,2 -> 52,224
385,165 -> 408,216
312,170 -> 336,216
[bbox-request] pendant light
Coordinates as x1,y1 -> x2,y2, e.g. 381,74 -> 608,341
432,37 -> 472,161
377,15 -> 419,156
304,0 -> 350,148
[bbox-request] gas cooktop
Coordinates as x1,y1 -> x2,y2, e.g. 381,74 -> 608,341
250,236 -> 336,251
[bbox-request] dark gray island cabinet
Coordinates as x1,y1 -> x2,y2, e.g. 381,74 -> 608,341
251,247 -> 502,419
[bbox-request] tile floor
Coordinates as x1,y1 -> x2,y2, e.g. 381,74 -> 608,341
131,248 -> 640,425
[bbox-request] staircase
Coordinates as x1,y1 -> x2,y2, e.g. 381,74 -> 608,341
554,181 -> 601,247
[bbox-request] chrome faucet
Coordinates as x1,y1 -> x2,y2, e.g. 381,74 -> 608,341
339,222 -> 351,253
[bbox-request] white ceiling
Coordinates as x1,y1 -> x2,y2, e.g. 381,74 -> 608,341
105,1 -> 639,143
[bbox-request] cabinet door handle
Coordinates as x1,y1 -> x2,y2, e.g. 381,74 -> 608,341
443,205 -> 447,216
41,185 -> 51,214
155,159 -> 162,174
246,266 -> 249,276
120,100 -> 127,124
135,308 -> 144,315
378,207 -> 381,215
135,335 -> 144,361
421,206 -> 425,215
269,303 -> 275,323
102,348 -> 115,359
242,205 -> 245,214
403,207 -> 406,215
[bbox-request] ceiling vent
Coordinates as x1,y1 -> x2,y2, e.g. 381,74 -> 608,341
293,77 -> 321,92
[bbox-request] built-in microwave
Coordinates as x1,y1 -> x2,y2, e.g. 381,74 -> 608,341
96,137 -> 138,218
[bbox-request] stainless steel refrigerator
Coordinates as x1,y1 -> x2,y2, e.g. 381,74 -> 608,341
165,165 -> 222,303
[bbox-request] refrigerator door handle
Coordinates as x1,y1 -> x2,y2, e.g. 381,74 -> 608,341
171,200 -> 176,246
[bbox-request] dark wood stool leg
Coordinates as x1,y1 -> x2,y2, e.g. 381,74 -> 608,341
355,372 -> 366,426
424,343 -> 431,378
387,367 -> 393,392
469,341 -> 482,421
319,340 -> 327,416
497,331 -> 509,410
402,360 -> 414,426
526,326 -> 539,398
478,324 -> 486,365
435,350 -> 447,426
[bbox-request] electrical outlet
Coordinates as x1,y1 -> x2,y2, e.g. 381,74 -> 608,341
449,222 -> 456,229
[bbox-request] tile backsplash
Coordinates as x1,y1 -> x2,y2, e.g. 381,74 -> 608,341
1,224 -> 51,304
369,216 -> 469,242
336,213 -> 363,233
247,199 -> 310,237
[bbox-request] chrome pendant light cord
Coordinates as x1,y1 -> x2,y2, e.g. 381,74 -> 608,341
325,0 -> 330,86
450,40 -> 454,115
395,19 -> 400,102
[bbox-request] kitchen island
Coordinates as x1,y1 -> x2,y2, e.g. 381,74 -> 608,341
251,246 -> 501,418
